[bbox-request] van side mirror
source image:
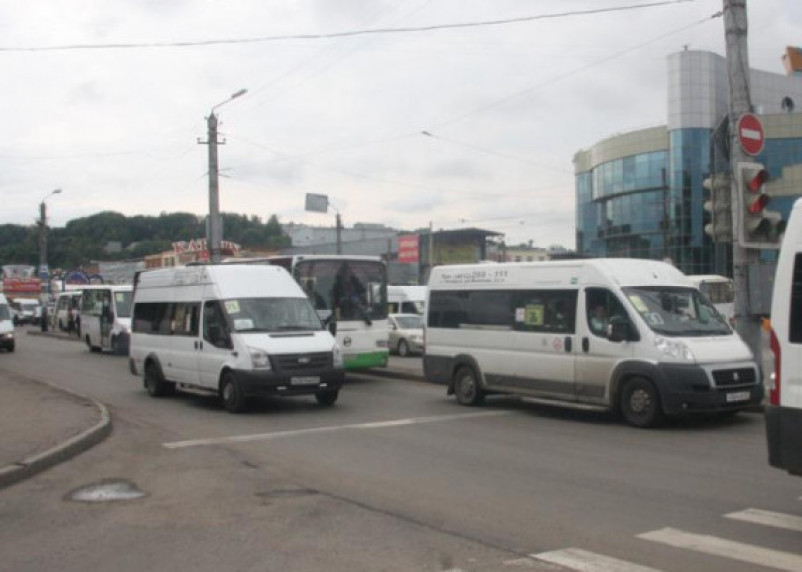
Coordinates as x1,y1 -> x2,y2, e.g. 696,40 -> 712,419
608,317 -> 631,343
328,319 -> 337,337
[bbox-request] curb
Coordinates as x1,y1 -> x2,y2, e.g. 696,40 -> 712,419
26,329 -> 82,342
0,379 -> 112,490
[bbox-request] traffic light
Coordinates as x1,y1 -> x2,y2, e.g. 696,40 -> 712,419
736,161 -> 783,248
703,173 -> 732,242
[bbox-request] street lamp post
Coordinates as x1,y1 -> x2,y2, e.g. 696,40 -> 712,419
38,189 -> 62,296
203,89 -> 247,263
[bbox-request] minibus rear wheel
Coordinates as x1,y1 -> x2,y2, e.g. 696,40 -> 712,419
454,366 -> 485,406
620,376 -> 664,428
145,362 -> 174,397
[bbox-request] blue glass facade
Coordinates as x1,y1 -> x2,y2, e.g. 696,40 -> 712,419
576,150 -> 669,264
576,128 -> 802,275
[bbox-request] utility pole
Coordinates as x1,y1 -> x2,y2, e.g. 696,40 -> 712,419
38,189 -> 62,296
199,89 -> 247,264
724,0 -> 763,365
336,212 -> 342,255
206,111 -> 223,263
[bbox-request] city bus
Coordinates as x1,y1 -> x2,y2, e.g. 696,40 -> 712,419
225,255 -> 389,371
687,275 -> 735,324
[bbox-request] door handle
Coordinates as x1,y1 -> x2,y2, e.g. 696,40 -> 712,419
582,337 -> 589,353
195,340 -> 203,350
564,336 -> 572,353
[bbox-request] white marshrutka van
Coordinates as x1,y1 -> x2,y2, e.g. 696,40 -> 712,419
424,259 -> 762,427
81,285 -> 133,355
766,198 -> 802,476
129,265 -> 345,413
0,294 -> 15,352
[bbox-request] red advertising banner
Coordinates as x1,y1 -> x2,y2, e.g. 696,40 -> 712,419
2,277 -> 42,295
398,234 -> 420,263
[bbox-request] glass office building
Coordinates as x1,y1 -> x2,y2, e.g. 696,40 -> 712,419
575,50 -> 802,275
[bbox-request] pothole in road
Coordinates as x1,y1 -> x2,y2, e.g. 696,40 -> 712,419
66,479 -> 148,503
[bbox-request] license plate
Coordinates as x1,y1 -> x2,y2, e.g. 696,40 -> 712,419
726,390 -> 751,403
291,376 -> 320,386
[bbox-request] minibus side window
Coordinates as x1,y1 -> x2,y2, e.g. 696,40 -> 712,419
203,301 -> 231,348
586,288 -> 629,338
513,290 -> 577,334
790,254 -> 802,344
172,303 -> 200,337
133,302 -> 171,334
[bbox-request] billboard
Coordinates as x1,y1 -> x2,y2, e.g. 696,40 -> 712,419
398,234 -> 420,263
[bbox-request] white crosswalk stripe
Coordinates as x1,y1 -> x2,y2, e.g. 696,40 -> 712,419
725,508 -> 802,532
531,548 -> 662,572
638,527 -> 802,572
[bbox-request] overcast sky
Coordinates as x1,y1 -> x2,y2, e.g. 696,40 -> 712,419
1,0 -> 800,249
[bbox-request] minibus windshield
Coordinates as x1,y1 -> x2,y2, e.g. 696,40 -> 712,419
623,286 -> 731,337
222,297 -> 323,333
0,305 -> 9,320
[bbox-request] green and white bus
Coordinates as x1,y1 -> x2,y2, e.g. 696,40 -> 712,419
226,255 -> 389,371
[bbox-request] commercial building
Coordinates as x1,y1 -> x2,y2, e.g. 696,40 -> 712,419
575,48 -> 802,275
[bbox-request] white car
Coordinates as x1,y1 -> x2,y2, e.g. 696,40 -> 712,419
388,313 -> 424,357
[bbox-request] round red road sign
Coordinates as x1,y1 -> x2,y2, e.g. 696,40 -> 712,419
737,113 -> 765,156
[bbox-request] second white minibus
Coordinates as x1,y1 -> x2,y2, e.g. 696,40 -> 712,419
424,259 -> 762,428
81,285 -> 133,354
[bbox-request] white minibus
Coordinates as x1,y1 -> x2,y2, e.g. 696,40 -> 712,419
424,258 -> 762,428
388,285 -> 426,315
686,275 -> 735,324
129,264 -> 344,413
81,285 -> 133,354
766,198 -> 802,476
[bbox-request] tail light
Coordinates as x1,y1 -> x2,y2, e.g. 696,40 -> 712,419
769,327 -> 781,406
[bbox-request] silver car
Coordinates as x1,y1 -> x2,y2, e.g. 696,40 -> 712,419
388,313 -> 424,357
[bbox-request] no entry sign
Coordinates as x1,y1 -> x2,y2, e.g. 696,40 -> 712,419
737,113 -> 765,156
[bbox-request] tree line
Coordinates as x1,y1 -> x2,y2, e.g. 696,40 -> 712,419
0,211 -> 290,270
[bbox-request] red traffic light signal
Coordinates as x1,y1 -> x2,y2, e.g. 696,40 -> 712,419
736,162 -> 783,248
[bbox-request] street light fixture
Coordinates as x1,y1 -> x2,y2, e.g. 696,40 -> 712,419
204,88 -> 247,263
39,189 -> 62,296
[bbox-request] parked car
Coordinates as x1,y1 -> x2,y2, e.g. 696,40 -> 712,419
388,313 -> 424,357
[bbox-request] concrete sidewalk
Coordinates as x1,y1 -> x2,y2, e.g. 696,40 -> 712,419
0,370 -> 111,489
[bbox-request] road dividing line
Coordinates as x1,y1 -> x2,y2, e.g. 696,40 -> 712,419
638,527 -> 802,572
725,509 -> 802,532
163,410 -> 510,449
532,548 -> 662,572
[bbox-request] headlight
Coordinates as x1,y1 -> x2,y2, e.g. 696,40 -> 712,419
654,336 -> 694,361
410,334 -> 423,343
376,339 -> 388,348
332,344 -> 344,368
1,333 -> 13,340
248,348 -> 271,369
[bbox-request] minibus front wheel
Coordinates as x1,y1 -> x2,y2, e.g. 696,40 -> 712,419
619,376 -> 664,428
453,366 -> 485,406
220,371 -> 249,413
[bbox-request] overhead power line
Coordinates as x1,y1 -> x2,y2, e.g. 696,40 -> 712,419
0,1 -> 693,52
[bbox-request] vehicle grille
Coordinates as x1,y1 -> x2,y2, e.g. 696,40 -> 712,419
273,352 -> 330,373
712,367 -> 756,387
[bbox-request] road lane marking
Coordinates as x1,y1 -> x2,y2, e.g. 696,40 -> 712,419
638,527 -> 802,572
532,548 -> 662,571
163,410 -> 511,449
725,508 -> 802,532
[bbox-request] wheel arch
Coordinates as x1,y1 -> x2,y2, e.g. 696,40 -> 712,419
447,354 -> 485,394
610,360 -> 665,413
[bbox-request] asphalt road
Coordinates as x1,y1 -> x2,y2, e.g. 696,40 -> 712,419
0,330 -> 800,572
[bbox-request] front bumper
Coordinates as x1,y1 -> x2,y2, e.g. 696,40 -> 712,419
654,362 -> 763,415
234,368 -> 345,398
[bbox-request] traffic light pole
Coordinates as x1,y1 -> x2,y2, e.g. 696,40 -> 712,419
724,0 -> 764,367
